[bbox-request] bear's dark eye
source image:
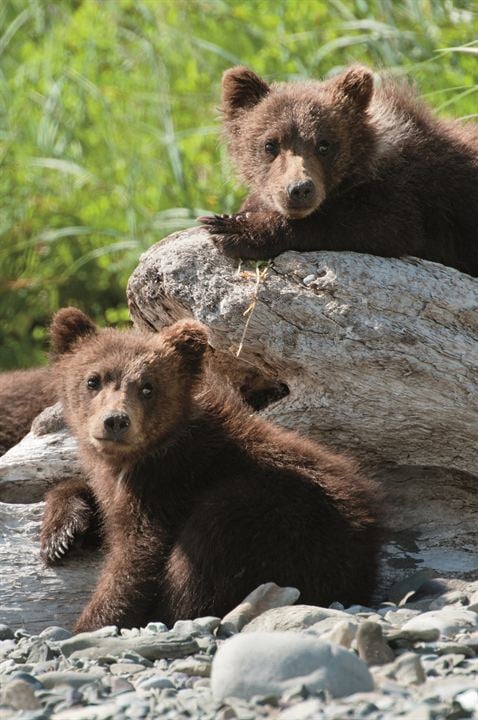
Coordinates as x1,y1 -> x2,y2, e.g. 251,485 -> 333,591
317,140 -> 330,156
87,375 -> 100,390
264,139 -> 279,157
141,383 -> 153,399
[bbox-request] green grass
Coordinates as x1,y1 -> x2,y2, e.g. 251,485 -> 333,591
1,0 -> 477,369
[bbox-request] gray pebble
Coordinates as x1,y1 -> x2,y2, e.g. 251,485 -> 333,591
39,626 -> 71,642
110,677 -> 134,695
36,670 -> 105,690
109,662 -> 145,675
136,674 -> 175,690
9,671 -> 44,690
170,657 -> 211,677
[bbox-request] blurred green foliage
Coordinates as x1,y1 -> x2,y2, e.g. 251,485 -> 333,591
1,0 -> 477,369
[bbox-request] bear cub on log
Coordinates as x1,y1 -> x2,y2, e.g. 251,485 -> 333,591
41,307 -> 381,631
200,65 -> 478,277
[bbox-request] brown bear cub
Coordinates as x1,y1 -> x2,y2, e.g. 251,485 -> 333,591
200,65 -> 478,277
41,307 -> 381,631
0,367 -> 56,455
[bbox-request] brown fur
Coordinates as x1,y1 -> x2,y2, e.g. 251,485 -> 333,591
0,367 -> 55,455
200,65 -> 478,276
40,307 -> 382,631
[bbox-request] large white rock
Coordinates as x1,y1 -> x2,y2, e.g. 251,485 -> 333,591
242,604 -> 350,633
210,631 -> 374,701
400,607 -> 478,639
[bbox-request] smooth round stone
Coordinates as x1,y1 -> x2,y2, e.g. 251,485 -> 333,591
218,583 -> 301,636
211,631 -> 373,701
468,590 -> 478,612
39,626 -> 71,642
455,688 -> 478,712
278,699 -> 323,719
110,662 -> 145,675
52,703 -> 118,720
170,657 -> 211,677
0,627 -> 14,642
136,674 -> 175,690
344,605 -> 376,615
2,678 -> 41,711
400,607 -> 478,639
391,652 -> 426,685
242,605 -> 350,633
173,620 -> 199,636
9,671 -> 44,690
192,617 -> 221,634
143,622 -> 168,634
356,622 -> 395,666
384,609 -> 421,627
429,591 -> 469,610
319,619 -> 358,649
110,677 -> 134,695
36,670 -> 105,689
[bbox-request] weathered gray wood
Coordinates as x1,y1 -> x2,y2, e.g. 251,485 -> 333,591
0,501 -> 100,633
128,228 -> 478,476
0,404 -> 79,503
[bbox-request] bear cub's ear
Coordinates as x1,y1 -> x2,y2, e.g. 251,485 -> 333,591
222,66 -> 270,119
336,65 -> 374,111
51,307 -> 98,355
161,319 -> 210,370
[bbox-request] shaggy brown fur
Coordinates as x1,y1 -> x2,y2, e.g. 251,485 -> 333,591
40,307 -> 382,631
0,367 -> 55,455
200,65 -> 478,276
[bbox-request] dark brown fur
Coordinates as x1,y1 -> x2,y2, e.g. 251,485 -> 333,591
41,307 -> 382,631
0,367 -> 55,455
200,65 -> 478,276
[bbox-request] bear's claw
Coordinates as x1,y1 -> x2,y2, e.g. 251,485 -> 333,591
198,213 -> 252,258
40,487 -> 97,566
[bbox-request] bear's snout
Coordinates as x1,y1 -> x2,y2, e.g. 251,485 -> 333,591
103,412 -> 131,438
287,179 -> 315,205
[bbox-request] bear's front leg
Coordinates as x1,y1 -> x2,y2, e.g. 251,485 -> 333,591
40,478 -> 100,565
198,211 -> 292,260
74,536 -> 164,632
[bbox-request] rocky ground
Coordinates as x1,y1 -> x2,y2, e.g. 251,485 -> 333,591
0,577 -> 477,720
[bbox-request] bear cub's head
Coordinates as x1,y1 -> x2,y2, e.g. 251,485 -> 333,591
51,307 -> 209,458
222,65 -> 376,218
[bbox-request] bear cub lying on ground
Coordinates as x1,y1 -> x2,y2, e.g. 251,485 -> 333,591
41,307 -> 381,631
0,367 -> 55,455
201,65 -> 478,276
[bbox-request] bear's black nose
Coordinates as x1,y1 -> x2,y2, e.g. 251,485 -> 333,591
103,412 -> 130,437
287,180 -> 315,205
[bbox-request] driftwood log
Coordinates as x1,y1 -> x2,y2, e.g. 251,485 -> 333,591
1,227 -> 477,631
